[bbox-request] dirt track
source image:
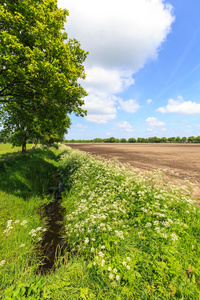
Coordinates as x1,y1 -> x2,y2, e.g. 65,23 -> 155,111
65,143 -> 200,186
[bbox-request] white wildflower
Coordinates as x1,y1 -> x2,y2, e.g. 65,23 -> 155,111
20,244 -> 25,247
122,261 -> 127,266
7,220 -> 12,227
98,251 -> 104,257
29,229 -> 36,235
109,273 -> 114,280
0,260 -> 6,266
126,265 -> 130,270
21,220 -> 28,226
162,221 -> 170,228
116,275 -> 120,281
113,268 -> 117,274
101,259 -> 105,266
84,237 -> 89,244
171,233 -> 178,241
108,267 -> 112,271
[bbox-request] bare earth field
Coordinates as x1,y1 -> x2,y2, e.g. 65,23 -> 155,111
65,143 -> 200,191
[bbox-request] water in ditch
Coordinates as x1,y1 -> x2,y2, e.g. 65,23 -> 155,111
37,179 -> 68,274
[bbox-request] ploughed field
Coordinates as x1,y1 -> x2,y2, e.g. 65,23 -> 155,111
65,143 -> 200,185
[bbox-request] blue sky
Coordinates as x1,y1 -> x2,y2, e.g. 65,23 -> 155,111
58,0 -> 200,140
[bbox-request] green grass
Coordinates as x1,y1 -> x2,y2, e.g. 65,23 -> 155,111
0,144 -> 200,299
48,148 -> 200,299
0,143 -> 32,158
0,144 -> 68,299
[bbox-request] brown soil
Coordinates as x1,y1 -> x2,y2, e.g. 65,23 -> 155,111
65,143 -> 200,193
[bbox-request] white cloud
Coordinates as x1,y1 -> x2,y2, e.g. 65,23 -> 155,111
106,132 -> 111,136
82,67 -> 134,95
58,0 -> 174,123
118,99 -> 140,113
157,96 -> 200,114
116,121 -> 134,132
60,0 -> 174,72
147,99 -> 153,104
85,114 -> 116,124
83,94 -> 117,115
76,124 -> 88,129
146,117 -> 166,127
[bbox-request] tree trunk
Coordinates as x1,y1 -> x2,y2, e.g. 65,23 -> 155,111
22,140 -> 26,153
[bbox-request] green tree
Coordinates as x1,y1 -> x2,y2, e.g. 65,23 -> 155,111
0,0 -> 88,151
181,137 -> 187,143
168,137 -> 176,143
195,136 -> 200,143
128,138 -> 136,143
120,138 -> 127,143
160,137 -> 167,143
175,136 -> 181,143
188,136 -> 195,143
1,100 -> 71,151
93,138 -> 103,143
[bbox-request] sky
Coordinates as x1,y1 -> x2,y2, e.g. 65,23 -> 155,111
57,0 -> 200,140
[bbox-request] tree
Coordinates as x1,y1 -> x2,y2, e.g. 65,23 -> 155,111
128,138 -> 136,143
175,136 -> 181,143
0,0 -> 88,151
188,136 -> 195,143
120,138 -> 127,143
1,99 -> 72,151
168,137 -> 176,143
195,136 -> 200,143
160,137 -> 167,143
93,138 -> 103,143
181,137 -> 187,143
137,137 -> 146,143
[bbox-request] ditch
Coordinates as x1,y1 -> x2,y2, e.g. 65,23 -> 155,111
37,175 -> 68,274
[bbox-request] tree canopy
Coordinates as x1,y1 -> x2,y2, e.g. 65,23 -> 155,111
0,0 -> 88,151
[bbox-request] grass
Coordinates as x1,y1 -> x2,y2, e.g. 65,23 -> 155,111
0,144 -> 66,299
0,144 -> 200,299
0,143 -> 32,158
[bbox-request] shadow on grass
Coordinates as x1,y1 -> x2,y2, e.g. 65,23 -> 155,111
0,148 -> 59,200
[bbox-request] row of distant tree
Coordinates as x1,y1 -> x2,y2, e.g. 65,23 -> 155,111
2,134 -> 200,145
65,136 -> 200,143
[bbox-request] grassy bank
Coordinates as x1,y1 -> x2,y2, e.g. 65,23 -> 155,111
0,144 -> 200,299
0,144 -> 66,299
0,143 -> 32,158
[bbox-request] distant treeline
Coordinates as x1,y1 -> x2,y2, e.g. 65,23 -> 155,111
65,136 -> 200,143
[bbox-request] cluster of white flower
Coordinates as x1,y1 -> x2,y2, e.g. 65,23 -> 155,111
21,220 -> 28,227
3,219 -> 29,236
29,226 -> 46,240
0,260 -> 6,266
3,220 -> 13,236
60,147 -> 197,288
171,233 -> 178,241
